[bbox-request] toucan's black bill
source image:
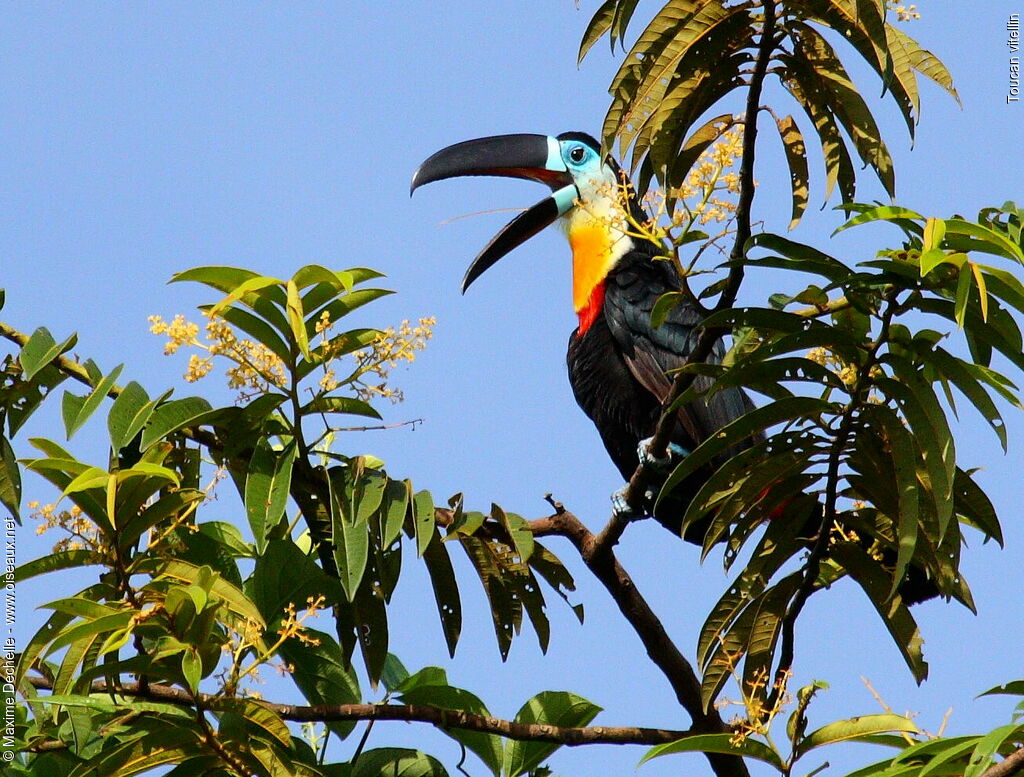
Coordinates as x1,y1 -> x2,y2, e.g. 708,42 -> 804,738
411,134 -> 578,291
410,134 -> 566,193
461,195 -> 561,292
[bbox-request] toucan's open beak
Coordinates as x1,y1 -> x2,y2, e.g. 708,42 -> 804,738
410,134 -> 578,292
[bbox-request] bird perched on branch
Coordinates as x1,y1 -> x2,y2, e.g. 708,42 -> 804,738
411,131 -> 938,604
411,131 -> 758,542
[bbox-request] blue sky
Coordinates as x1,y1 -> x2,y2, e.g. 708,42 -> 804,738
4,3 -> 1024,775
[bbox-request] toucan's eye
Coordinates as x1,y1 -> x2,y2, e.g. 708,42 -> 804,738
569,146 -> 586,164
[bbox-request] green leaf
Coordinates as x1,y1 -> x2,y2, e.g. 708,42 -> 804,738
381,653 -> 410,692
286,278 -> 311,359
651,292 -> 685,329
46,610 -> 136,656
796,714 -> 919,757
659,396 -> 830,503
62,364 -> 125,439
299,395 -> 382,419
65,727 -> 202,777
20,327 -> 77,381
775,114 -> 810,229
945,217 -> 1024,261
108,382 -> 163,452
831,542 -> 928,682
140,397 -> 216,451
413,489 -> 435,558
789,22 -> 895,196
0,434 -> 22,521
329,468 -> 370,602
399,683 -> 503,777
244,439 -> 297,554
15,550 -> 102,583
155,559 -> 265,627
834,205 -> 925,236
955,262 -> 973,327
980,680 -> 1024,697
868,404 -> 921,593
963,723 -> 1022,777
249,539 -> 339,625
577,0 -> 616,63
181,648 -> 202,694
641,732 -> 784,769
504,691 -> 602,777
351,749 -> 448,777
208,696 -> 292,749
422,532 -> 462,658
279,627 -> 360,740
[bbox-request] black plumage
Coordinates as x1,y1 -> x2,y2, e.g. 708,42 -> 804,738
567,236 -> 758,542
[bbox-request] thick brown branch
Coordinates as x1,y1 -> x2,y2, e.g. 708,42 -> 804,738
530,505 -> 749,777
26,675 -> 694,747
979,747 -> 1024,777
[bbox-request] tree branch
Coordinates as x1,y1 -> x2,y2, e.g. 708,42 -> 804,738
979,747 -> 1024,777
532,499 -> 750,777
26,675 -> 695,747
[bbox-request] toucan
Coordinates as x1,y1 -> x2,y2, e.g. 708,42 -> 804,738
410,132 -> 937,603
410,132 -> 758,543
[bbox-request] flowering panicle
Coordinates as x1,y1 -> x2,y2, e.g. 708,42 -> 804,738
350,317 -> 436,404
31,501 -> 101,553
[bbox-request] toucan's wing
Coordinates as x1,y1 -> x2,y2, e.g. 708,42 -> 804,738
603,255 -> 757,452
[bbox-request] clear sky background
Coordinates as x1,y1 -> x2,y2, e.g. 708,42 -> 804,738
4,3 -> 1023,776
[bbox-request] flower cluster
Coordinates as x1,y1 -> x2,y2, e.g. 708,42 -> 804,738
149,313 -> 289,398
892,3 -> 921,22
672,124 -> 745,225
30,501 -> 100,553
350,317 -> 436,403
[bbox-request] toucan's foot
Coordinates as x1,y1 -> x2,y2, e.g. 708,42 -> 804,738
638,437 -> 689,473
611,486 -> 645,521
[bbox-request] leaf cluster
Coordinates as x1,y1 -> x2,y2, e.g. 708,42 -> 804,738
3,266 -> 586,776
579,0 -> 958,224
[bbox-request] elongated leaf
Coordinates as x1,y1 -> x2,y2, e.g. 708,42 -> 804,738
155,559 -> 265,626
776,114 -> 810,228
963,723 -> 1022,777
399,683 -> 503,777
21,327 -> 77,380
505,691 -> 602,777
790,22 -> 895,195
641,732 -> 784,768
108,382 -> 166,452
62,364 -> 125,439
577,0 -> 616,63
299,395 -> 381,419
660,396 -> 830,502
140,397 -> 216,451
66,727 -> 202,777
830,542 -> 928,682
245,439 -> 297,554
0,434 -> 21,521
797,714 -> 919,757
249,539 -> 339,625
352,749 -> 448,777
868,404 -> 920,596
781,58 -> 856,205
15,549 -> 102,582
423,532 -> 462,657
413,489 -> 435,558
328,468 -> 369,602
